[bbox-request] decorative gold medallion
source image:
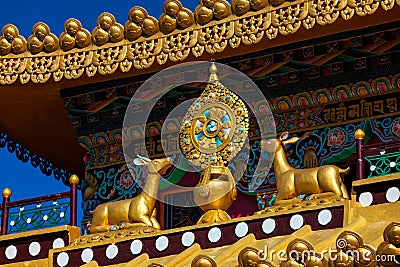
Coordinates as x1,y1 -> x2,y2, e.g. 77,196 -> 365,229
179,79 -> 249,169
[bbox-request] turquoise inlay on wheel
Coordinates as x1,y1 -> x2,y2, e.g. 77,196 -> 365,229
221,114 -> 230,123
216,137 -> 223,147
196,132 -> 204,141
206,120 -> 218,134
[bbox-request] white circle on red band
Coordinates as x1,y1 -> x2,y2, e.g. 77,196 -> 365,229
106,244 -> 118,259
182,232 -> 195,247
235,222 -> 249,238
57,252 -> 69,267
29,242 -> 41,257
262,218 -> 276,234
386,187 -> 400,202
290,214 -> 304,230
156,236 -> 169,251
53,238 -> 65,249
318,209 -> 332,226
208,227 -> 221,243
81,248 -> 94,263
359,192 -> 373,207
130,239 -> 143,255
5,245 -> 17,260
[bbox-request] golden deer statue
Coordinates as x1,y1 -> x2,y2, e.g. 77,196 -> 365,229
261,132 -> 349,205
90,156 -> 173,233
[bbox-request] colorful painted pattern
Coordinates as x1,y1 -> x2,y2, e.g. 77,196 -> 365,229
76,73 -> 400,222
271,75 -> 398,112
78,74 -> 400,190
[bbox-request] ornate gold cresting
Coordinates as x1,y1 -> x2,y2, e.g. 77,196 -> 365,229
27,22 -> 59,53
89,157 -> 173,233
71,226 -> 159,245
92,12 -> 124,46
330,231 -> 377,267
125,7 -> 145,40
0,0 -> 399,83
179,63 -> 249,224
232,0 -> 251,16
237,247 -> 276,267
160,1 -> 180,33
195,0 -> 232,25
270,234 -> 381,267
377,222 -> 400,266
0,24 -> 27,55
279,239 -> 328,267
191,254 -> 217,267
160,0 -> 195,33
125,6 -> 159,40
59,18 -> 91,51
232,0 -> 268,15
260,132 -> 349,206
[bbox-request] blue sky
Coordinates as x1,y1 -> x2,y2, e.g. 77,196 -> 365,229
0,148 -> 69,200
0,0 -> 198,226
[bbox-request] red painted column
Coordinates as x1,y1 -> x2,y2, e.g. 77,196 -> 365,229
355,129 -> 365,180
69,175 -> 79,227
1,188 -> 12,235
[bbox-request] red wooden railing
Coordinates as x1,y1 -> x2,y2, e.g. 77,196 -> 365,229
0,174 -> 79,235
355,129 -> 365,180
355,129 -> 400,180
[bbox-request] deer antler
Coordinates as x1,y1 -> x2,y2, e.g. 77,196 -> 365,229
136,155 -> 151,162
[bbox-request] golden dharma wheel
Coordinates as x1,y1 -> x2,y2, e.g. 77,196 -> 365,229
179,82 -> 249,169
179,63 -> 250,224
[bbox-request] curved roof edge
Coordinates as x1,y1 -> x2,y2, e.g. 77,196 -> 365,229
0,0 -> 399,85
0,131 -> 73,187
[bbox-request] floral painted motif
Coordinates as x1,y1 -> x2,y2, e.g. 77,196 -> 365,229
372,115 -> 400,141
391,118 -> 400,136
327,129 -> 346,147
94,164 -> 143,202
119,170 -> 134,189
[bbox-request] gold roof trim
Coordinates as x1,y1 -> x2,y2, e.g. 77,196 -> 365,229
0,0 -> 399,85
0,225 -> 80,243
67,199 -> 347,248
73,202 -> 400,267
352,172 -> 400,187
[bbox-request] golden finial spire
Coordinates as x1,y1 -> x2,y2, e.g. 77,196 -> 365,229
2,188 -> 12,198
209,61 -> 219,83
355,129 -> 365,139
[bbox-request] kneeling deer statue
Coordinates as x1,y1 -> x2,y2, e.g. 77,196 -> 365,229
90,156 -> 173,233
261,132 -> 349,206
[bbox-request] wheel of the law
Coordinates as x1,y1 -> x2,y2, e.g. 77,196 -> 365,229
179,82 -> 249,169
